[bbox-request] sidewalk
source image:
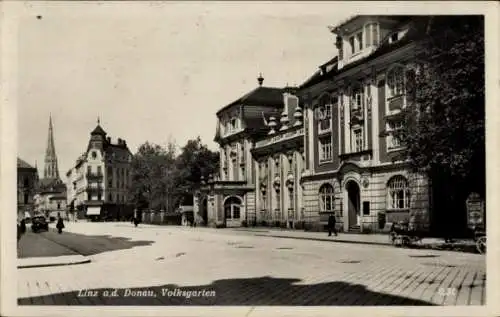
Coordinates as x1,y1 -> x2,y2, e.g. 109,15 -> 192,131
17,230 -> 92,269
18,254 -> 91,269
229,227 -> 479,253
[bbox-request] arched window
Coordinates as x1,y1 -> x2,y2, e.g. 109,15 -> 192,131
319,183 -> 335,212
387,175 -> 410,210
387,66 -> 405,99
224,196 -> 241,220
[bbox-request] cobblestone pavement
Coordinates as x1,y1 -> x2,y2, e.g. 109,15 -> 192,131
17,222 -> 486,306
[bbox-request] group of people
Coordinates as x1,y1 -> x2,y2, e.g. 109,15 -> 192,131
17,213 -> 66,245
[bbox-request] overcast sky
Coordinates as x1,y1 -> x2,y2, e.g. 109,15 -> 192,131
13,1 -> 490,182
16,2 -> 346,180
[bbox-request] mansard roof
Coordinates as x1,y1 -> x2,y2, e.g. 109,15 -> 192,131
216,86 -> 285,116
299,56 -> 339,90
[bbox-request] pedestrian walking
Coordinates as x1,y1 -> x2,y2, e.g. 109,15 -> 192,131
17,219 -> 27,245
328,214 -> 337,237
56,213 -> 65,234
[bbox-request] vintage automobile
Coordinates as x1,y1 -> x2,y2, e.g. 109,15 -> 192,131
31,214 -> 49,233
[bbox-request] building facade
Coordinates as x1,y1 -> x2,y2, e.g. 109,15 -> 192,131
196,16 -> 432,232
66,120 -> 134,221
17,158 -> 39,220
298,15 -> 430,233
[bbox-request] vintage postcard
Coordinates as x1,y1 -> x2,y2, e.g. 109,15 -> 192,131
1,1 -> 499,317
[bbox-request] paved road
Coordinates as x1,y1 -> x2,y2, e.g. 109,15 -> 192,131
17,222 -> 486,306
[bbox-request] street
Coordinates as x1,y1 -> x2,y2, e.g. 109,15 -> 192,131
17,222 -> 486,306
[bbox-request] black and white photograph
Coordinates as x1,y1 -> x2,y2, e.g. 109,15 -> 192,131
1,1 -> 498,317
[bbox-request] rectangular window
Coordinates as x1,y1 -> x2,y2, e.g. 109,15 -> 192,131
387,121 -> 404,150
97,166 -> 102,175
349,36 -> 355,55
261,192 -> 267,210
352,88 -> 363,110
319,136 -> 333,162
372,24 -> 379,45
318,104 -> 332,131
364,25 -> 371,46
356,32 -> 363,51
289,189 -> 294,210
87,166 -> 92,175
353,129 -> 364,152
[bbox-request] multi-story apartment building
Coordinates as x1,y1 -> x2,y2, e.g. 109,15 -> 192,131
17,158 -> 39,220
66,120 -> 133,221
196,16 -> 432,232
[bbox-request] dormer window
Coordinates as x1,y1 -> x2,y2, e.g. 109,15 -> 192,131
356,32 -> 363,51
349,36 -> 355,55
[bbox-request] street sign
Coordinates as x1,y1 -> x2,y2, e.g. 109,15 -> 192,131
466,192 -> 484,228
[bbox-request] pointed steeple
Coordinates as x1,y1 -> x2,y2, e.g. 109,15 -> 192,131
44,114 -> 60,180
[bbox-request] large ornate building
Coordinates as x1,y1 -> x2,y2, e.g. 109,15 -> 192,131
196,15 -> 432,233
66,120 -> 133,221
34,116 -> 68,220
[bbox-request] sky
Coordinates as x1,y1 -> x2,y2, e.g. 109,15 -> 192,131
15,2 -> 347,181
13,1 -> 490,182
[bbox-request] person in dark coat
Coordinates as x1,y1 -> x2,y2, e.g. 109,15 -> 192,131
56,213 -> 65,234
328,214 -> 337,236
17,219 -> 26,244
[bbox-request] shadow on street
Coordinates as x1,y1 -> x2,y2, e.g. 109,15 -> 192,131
18,276 -> 436,306
18,229 -> 154,258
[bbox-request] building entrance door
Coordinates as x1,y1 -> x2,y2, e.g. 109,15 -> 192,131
346,180 -> 360,227
224,196 -> 242,227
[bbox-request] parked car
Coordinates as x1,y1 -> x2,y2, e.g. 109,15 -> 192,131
31,214 -> 49,232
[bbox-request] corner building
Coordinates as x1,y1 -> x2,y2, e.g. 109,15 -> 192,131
299,15 -> 430,232
66,121 -> 133,221
199,15 -> 432,232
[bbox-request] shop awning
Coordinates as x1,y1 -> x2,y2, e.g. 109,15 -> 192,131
86,207 -> 101,216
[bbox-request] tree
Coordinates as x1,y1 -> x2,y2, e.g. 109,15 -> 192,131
128,141 -> 177,211
173,137 -> 219,204
396,16 -> 485,234
128,137 -> 219,212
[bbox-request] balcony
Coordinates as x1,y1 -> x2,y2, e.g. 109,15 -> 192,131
86,172 -> 104,181
255,127 -> 304,149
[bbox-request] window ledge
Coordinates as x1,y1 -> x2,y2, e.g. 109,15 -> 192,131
318,128 -> 332,135
387,146 -> 405,153
386,209 -> 410,213
319,158 -> 334,165
386,94 -> 405,102
339,149 -> 373,160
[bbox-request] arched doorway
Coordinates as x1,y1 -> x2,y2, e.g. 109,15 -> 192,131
224,196 -> 242,227
346,180 -> 360,227
201,198 -> 208,226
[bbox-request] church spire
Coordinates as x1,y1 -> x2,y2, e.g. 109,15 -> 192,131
44,114 -> 59,180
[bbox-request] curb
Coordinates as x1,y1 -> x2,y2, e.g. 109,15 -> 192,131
18,257 -> 92,269
253,233 -> 389,247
